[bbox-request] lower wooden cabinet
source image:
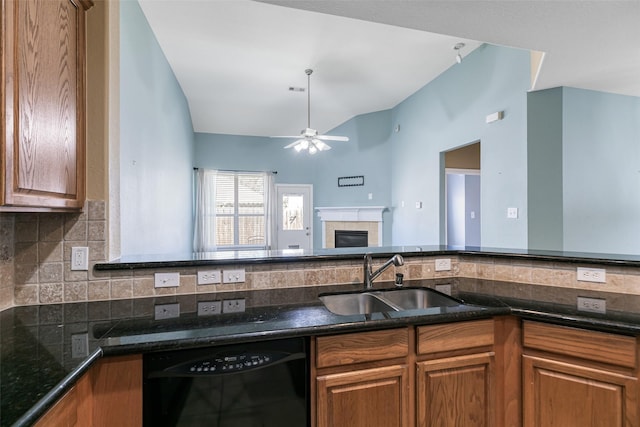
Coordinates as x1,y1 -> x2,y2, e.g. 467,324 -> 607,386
314,319 -> 500,427
35,354 -> 142,426
416,319 -> 496,427
314,328 -> 411,427
523,354 -> 637,426
417,353 -> 494,427
522,321 -> 639,427
317,364 -> 410,427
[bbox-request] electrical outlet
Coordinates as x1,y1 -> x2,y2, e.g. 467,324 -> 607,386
71,333 -> 89,358
155,303 -> 180,320
155,272 -> 180,288
507,207 -> 518,219
435,258 -> 451,271
197,301 -> 222,316
223,269 -> 246,284
198,270 -> 222,285
577,296 -> 606,314
435,284 -> 452,295
71,246 -> 89,271
577,267 -> 606,283
223,299 -> 246,313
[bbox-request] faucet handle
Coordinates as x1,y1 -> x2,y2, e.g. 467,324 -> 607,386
395,273 -> 404,287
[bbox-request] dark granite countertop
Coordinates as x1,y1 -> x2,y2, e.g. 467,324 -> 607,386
4,278 -> 640,426
95,246 -> 640,270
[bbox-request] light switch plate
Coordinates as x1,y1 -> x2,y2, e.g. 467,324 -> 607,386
155,272 -> 180,288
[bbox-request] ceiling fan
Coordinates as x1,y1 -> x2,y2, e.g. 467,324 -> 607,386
273,69 -> 349,154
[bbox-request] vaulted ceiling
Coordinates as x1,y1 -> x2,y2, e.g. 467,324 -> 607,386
138,0 -> 640,137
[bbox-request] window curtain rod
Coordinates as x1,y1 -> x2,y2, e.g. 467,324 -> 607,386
193,167 -> 277,174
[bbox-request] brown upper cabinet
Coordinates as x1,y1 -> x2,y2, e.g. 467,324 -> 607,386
1,0 -> 93,211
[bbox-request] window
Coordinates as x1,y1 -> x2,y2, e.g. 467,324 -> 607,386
194,169 -> 275,252
214,172 -> 266,248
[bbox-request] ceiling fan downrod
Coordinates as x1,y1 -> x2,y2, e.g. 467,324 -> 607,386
305,68 -> 312,130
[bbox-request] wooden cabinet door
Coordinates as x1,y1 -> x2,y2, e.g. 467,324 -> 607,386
317,364 -> 410,427
417,352 -> 495,427
34,354 -> 142,427
1,0 -> 91,209
523,355 -> 638,427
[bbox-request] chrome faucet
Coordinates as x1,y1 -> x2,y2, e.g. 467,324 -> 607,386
363,253 -> 404,289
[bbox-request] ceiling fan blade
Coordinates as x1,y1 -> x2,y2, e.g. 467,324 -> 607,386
271,135 -> 302,139
317,135 -> 349,142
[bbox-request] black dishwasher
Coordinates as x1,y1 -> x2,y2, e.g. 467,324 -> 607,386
143,337 -> 309,426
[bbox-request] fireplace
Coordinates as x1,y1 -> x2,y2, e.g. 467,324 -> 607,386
335,230 -> 369,248
316,206 -> 386,248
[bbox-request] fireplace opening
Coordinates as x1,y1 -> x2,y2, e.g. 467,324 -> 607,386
335,230 -> 368,248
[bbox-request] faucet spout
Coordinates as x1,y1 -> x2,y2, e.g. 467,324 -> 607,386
364,253 -> 404,289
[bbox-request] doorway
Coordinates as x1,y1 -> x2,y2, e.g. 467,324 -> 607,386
275,184 -> 313,251
443,142 -> 481,247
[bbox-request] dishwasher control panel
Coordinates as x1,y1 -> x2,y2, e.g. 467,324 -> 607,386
149,350 -> 296,377
189,353 -> 275,373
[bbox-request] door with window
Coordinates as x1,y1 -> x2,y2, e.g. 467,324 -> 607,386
276,185 -> 312,251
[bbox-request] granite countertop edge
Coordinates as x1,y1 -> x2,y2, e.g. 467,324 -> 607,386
95,247 -> 640,270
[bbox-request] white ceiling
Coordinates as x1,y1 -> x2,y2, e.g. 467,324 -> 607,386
138,0 -> 640,138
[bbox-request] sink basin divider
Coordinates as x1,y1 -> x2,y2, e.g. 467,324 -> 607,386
368,291 -> 404,311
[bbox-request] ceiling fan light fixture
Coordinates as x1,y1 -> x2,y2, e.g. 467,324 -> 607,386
275,69 -> 349,154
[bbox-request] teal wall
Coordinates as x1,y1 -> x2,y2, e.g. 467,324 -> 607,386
527,88 -> 564,250
562,88 -> 640,254
527,87 -> 640,254
194,110 -> 394,248
390,44 -> 530,248
120,1 -> 194,256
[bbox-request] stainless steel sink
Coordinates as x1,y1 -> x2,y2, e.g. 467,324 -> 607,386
378,288 -> 459,310
319,292 -> 397,316
319,287 -> 460,316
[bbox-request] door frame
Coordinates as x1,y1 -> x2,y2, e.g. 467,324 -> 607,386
275,184 -> 314,251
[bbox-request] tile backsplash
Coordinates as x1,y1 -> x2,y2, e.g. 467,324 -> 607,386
1,200 -> 107,308
1,200 -> 640,310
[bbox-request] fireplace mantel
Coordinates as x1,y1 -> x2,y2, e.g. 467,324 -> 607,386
315,206 -> 387,248
315,206 -> 386,222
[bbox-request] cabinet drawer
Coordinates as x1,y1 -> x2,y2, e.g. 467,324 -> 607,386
523,321 -> 637,369
316,328 -> 409,368
417,319 -> 494,355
